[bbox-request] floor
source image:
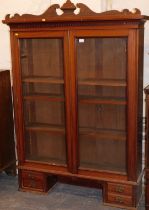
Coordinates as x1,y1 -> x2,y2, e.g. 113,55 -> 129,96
0,172 -> 145,210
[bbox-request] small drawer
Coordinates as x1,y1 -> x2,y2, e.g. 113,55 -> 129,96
107,193 -> 133,207
22,178 -> 44,190
108,183 -> 132,196
22,170 -> 44,181
21,170 -> 45,191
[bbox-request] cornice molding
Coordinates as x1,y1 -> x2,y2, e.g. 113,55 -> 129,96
3,0 -> 149,24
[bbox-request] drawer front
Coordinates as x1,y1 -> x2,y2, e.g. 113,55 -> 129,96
21,170 -> 45,191
107,193 -> 133,207
22,178 -> 44,190
22,170 -> 44,181
108,183 -> 132,196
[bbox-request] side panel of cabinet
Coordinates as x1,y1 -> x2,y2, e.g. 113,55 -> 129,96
10,31 -> 73,172
137,29 -> 144,177
127,29 -> 143,181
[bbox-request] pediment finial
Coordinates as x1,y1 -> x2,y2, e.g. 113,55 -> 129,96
61,0 -> 76,14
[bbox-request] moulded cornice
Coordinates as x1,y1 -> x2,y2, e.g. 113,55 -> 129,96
2,0 -> 149,24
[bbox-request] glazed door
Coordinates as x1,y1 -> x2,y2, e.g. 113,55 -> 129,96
70,30 -> 130,175
14,32 -> 72,170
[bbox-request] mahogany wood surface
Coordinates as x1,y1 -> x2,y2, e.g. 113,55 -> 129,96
3,1 -> 149,209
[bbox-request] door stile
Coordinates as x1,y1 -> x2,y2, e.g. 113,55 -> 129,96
10,32 -> 26,164
68,31 -> 79,174
127,29 -> 139,181
63,31 -> 74,172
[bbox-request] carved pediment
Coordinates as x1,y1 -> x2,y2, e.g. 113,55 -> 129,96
4,4 -> 60,22
3,0 -> 148,24
76,4 -> 141,16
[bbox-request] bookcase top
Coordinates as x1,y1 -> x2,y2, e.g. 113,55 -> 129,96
3,0 -> 149,25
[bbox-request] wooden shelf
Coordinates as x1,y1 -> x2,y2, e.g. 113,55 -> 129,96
78,79 -> 126,87
22,76 -> 64,84
23,94 -> 64,102
23,77 -> 126,87
79,96 -> 127,105
80,127 -> 126,141
26,156 -> 66,166
79,162 -> 126,173
26,123 -> 65,134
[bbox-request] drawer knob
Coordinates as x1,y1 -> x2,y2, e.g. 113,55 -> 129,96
115,196 -> 124,204
28,174 -> 34,179
115,186 -> 124,193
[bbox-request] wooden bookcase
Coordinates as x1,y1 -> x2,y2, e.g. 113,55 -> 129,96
0,70 -> 16,175
3,1 -> 149,209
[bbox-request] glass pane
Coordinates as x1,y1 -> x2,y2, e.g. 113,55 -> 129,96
77,37 -> 126,81
79,103 -> 126,131
25,131 -> 66,165
78,86 -> 126,101
20,38 -> 63,78
77,37 -> 127,173
79,136 -> 126,172
79,103 -> 126,172
23,83 -> 64,97
20,38 -> 67,165
24,100 -> 65,126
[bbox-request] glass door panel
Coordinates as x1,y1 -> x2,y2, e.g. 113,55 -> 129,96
23,82 -> 64,97
79,137 -> 126,172
20,38 -> 63,78
19,38 -> 67,165
24,100 -> 65,126
77,38 -> 126,81
79,103 -> 126,172
76,37 -> 127,173
78,86 -> 126,101
79,103 -> 126,131
25,131 -> 66,165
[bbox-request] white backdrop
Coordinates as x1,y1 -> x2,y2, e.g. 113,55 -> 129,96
0,0 -> 149,85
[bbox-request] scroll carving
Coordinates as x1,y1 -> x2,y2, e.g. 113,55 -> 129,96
3,0 -> 143,23
4,4 -> 60,22
76,3 -> 98,16
76,4 -> 141,17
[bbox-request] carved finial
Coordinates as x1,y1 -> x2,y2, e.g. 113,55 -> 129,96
61,0 -> 76,14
